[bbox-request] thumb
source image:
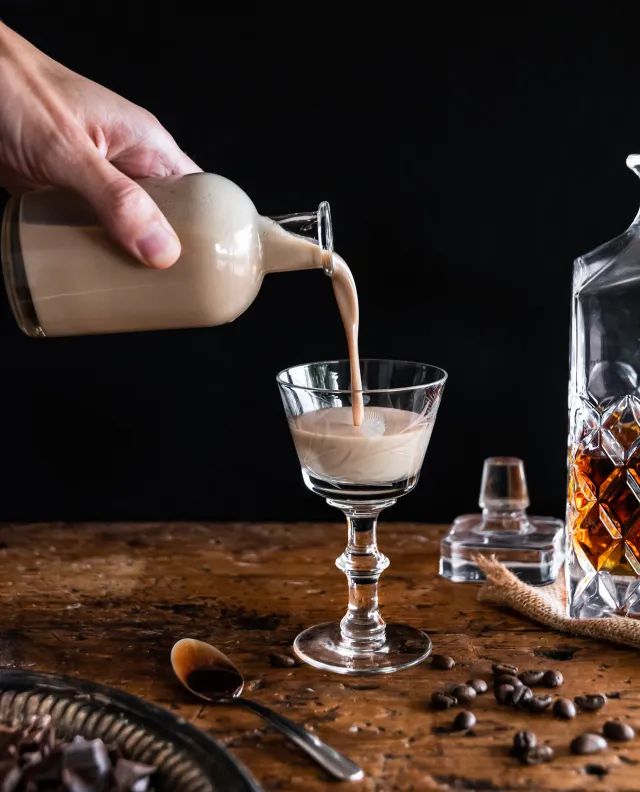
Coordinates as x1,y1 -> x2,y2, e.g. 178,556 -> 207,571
70,156 -> 181,269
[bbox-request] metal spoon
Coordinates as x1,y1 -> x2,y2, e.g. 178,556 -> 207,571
170,638 -> 364,782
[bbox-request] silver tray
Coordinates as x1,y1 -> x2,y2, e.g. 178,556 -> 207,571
0,669 -> 262,792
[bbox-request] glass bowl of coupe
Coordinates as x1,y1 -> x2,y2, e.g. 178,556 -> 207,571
277,359 -> 446,675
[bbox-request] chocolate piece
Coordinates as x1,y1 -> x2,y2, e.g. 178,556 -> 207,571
113,758 -> 157,791
62,737 -> 111,790
0,718 -> 157,792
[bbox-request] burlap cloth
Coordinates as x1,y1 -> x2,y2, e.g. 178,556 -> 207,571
475,556 -> 640,650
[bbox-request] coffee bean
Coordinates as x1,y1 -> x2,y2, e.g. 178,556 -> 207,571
520,745 -> 554,765
452,710 -> 476,731
542,669 -> 564,688
603,720 -> 636,742
431,654 -> 456,670
570,734 -> 607,755
510,685 -> 533,707
518,670 -> 545,686
512,730 -> 537,756
452,684 -> 477,706
492,662 -> 518,676
495,684 -> 515,705
527,695 -> 553,713
584,764 -> 608,777
402,639 -> 426,652
268,653 -> 296,668
431,691 -> 457,710
553,697 -> 577,719
575,694 -> 606,712
467,678 -> 488,694
495,674 -> 522,689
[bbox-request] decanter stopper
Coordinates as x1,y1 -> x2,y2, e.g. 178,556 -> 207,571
440,456 -> 563,584
480,457 -> 529,513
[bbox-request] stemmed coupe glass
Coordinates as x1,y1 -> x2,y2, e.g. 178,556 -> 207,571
277,359 -> 446,674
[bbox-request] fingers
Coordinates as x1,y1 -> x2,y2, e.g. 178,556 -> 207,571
149,121 -> 202,176
68,154 -> 181,269
171,147 -> 201,176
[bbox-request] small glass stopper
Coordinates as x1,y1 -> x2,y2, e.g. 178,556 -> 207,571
440,456 -> 564,584
479,456 -> 529,513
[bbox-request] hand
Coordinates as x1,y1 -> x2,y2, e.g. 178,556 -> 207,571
0,22 -> 201,268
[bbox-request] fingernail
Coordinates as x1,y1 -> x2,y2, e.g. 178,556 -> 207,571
136,222 -> 181,268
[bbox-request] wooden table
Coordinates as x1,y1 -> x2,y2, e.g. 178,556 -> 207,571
0,521 -> 638,791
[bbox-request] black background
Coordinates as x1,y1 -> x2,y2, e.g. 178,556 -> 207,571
0,3 -> 638,524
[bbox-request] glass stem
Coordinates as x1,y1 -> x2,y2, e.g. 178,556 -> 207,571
335,505 -> 391,652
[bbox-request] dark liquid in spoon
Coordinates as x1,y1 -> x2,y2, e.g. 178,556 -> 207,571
186,667 -> 242,698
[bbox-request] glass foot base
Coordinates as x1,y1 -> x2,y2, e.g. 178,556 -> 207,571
293,622 -> 431,675
440,515 -> 564,584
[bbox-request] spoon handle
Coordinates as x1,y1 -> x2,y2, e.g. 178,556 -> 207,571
232,697 -> 364,781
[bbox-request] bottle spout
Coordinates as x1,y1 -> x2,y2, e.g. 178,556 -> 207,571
261,201 -> 334,275
626,154 -> 640,177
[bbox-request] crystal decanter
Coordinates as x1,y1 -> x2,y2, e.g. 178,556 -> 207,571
567,154 -> 640,618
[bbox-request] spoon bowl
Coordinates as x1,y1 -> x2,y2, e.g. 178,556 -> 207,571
171,638 -> 244,701
170,637 -> 364,782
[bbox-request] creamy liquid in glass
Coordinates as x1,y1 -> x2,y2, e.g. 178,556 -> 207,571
290,406 -> 433,484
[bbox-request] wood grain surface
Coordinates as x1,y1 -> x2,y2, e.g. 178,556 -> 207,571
0,521 -> 638,791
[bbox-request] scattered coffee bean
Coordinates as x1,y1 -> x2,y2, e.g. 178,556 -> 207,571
518,670 -> 545,686
431,691 -> 457,710
542,669 -> 564,688
527,695 -> 553,713
268,653 -> 296,668
467,678 -> 488,694
452,684 -> 477,706
431,654 -> 456,670
553,697 -> 577,719
520,745 -> 554,765
452,710 -> 476,731
402,639 -> 425,652
603,720 -> 636,742
495,684 -> 515,705
575,694 -> 606,712
512,730 -> 537,756
570,733 -> 607,755
584,764 -> 608,777
495,674 -> 522,689
492,662 -> 518,676
510,685 -> 533,707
